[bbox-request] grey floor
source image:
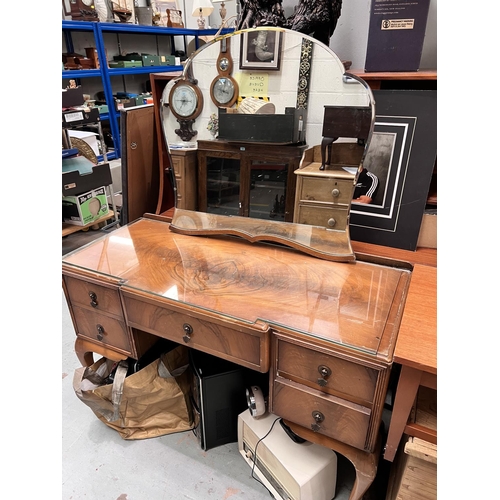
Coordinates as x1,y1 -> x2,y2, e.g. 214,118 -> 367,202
62,226 -> 392,500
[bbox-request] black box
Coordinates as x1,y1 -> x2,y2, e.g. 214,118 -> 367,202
190,350 -> 247,451
189,350 -> 268,451
364,0 -> 431,72
62,163 -> 112,197
62,87 -> 84,108
62,107 -> 100,128
218,107 -> 305,144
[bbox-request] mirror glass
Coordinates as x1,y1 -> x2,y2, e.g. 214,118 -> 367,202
161,27 -> 375,262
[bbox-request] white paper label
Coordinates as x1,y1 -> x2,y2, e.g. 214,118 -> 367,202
381,19 -> 415,30
64,111 -> 84,123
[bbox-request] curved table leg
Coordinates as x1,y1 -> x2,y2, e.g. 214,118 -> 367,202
75,338 -> 127,367
285,420 -> 380,500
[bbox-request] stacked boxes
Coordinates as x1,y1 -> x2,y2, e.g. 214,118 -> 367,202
62,186 -> 109,226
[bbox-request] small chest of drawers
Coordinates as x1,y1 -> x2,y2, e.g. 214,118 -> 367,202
293,144 -> 358,231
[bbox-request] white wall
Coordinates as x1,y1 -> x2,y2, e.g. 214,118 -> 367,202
162,30 -> 373,149
207,0 -> 437,70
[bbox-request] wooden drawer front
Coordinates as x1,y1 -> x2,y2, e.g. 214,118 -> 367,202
277,340 -> 377,405
300,177 -> 353,204
295,204 -> 348,230
123,295 -> 267,371
64,276 -> 123,318
272,380 -> 370,451
72,305 -> 131,353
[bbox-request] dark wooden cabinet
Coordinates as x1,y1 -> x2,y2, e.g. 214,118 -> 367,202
197,140 -> 306,222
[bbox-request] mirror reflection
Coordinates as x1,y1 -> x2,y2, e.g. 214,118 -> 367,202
161,27 -> 375,261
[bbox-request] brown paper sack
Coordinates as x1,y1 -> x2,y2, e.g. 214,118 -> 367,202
73,345 -> 193,440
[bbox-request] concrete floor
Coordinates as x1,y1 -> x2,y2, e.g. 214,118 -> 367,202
62,226 -> 392,500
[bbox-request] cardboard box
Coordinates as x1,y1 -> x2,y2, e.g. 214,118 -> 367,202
62,186 -> 109,226
364,0 -> 431,72
417,211 -> 436,249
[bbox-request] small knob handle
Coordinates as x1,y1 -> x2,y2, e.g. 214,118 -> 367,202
182,323 -> 193,343
96,324 -> 104,341
331,188 -> 340,198
311,411 -> 325,432
89,291 -> 98,308
327,218 -> 336,228
317,365 -> 332,387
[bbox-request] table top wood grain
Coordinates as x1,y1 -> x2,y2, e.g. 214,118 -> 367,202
393,264 -> 437,374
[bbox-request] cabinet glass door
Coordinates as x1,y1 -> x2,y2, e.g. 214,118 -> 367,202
206,157 -> 241,216
249,161 -> 288,221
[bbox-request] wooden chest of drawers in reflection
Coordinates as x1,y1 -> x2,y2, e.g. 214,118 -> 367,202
293,144 -> 358,231
170,149 -> 197,210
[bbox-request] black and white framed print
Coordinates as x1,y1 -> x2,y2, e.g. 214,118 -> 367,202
349,90 -> 437,251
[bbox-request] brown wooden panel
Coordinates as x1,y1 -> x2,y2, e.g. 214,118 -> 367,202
276,339 -> 378,405
63,276 -> 123,318
272,379 -> 371,451
122,293 -> 268,372
300,176 -> 354,204
72,306 -> 131,352
120,105 -> 160,224
295,203 -> 349,230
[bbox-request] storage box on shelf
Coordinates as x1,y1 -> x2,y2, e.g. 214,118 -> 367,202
62,107 -> 119,236
62,185 -> 109,227
62,21 -> 233,160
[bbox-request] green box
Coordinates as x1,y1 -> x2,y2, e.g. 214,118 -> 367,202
159,55 -> 176,66
108,60 -> 143,68
62,186 -> 109,226
142,54 -> 161,66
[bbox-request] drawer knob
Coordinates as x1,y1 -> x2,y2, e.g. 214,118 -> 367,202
182,323 -> 193,343
96,324 -> 105,341
317,365 -> 332,386
327,218 -> 336,228
89,291 -> 98,308
331,188 -> 340,198
311,411 -> 325,432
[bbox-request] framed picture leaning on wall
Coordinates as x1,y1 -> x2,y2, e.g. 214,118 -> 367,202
240,30 -> 283,70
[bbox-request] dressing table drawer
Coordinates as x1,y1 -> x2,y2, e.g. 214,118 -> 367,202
71,305 -> 132,353
294,204 -> 349,230
122,293 -> 269,372
276,340 -> 377,406
64,276 -> 124,318
272,380 -> 371,451
299,177 -> 354,205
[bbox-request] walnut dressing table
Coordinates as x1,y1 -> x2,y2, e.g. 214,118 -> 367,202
62,216 -> 412,500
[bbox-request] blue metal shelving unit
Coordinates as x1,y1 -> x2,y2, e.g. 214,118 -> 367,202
62,21 -> 233,159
